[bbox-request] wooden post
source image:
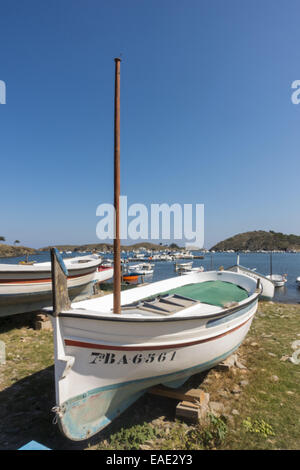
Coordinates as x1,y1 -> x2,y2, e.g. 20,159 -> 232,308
113,58 -> 121,314
50,248 -> 71,316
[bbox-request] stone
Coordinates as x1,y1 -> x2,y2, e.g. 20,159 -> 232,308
280,355 -> 289,362
209,401 -> 226,417
231,409 -> 240,416
144,439 -> 155,446
271,375 -> 279,382
215,354 -> 237,371
35,313 -> 48,322
239,380 -> 249,387
231,385 -> 242,394
140,444 -> 152,450
152,417 -> 165,427
235,359 -> 247,370
34,320 -> 53,331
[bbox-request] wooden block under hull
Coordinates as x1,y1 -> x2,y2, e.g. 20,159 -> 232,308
148,385 -> 207,405
176,401 -> 200,422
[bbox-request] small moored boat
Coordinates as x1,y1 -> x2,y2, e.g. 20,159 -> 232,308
266,274 -> 287,288
226,255 -> 275,300
128,263 -> 154,275
174,262 -> 193,272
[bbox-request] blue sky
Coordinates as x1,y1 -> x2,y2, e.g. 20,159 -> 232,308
0,0 -> 299,249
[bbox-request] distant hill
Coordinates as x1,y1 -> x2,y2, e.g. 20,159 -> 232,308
39,242 -> 183,252
210,231 -> 300,252
0,244 -> 37,258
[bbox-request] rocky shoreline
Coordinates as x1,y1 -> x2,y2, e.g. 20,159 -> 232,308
0,244 -> 37,259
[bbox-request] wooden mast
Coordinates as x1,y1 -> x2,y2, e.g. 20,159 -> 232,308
113,57 -> 121,314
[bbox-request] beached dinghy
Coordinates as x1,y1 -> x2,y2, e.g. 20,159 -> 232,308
226,255 -> 275,300
0,255 -> 105,317
46,59 -> 261,441
48,248 -> 260,441
93,264 -> 114,282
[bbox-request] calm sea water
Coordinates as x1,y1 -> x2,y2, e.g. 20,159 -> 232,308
1,251 -> 300,304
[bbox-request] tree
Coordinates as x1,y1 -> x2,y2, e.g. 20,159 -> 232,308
14,240 -> 20,245
0,236 -> 5,243
169,243 -> 180,249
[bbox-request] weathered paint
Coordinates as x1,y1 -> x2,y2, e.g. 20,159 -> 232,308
0,283 -> 94,317
57,342 -> 241,441
52,248 -> 69,277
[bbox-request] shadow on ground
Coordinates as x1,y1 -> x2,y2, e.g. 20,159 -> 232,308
0,363 -> 208,450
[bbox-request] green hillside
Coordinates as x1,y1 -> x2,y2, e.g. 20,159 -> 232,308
211,231 -> 300,252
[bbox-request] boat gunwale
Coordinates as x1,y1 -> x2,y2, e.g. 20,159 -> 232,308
226,264 -> 274,283
45,289 -> 260,323
0,259 -> 101,274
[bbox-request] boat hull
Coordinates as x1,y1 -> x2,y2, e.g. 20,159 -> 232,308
0,272 -> 97,317
0,261 -> 113,317
226,265 -> 275,299
50,292 -> 257,441
266,275 -> 287,288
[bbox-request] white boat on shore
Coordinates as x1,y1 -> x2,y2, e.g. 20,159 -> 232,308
92,264 -> 114,283
226,257 -> 275,300
46,59 -> 261,441
47,249 -> 260,441
0,255 -> 106,317
296,276 -> 300,287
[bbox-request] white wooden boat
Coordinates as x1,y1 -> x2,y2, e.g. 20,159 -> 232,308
226,264 -> 274,299
47,249 -> 260,441
174,262 -> 193,272
0,255 -> 103,317
92,265 -> 114,282
266,274 -> 287,288
47,59 -> 261,441
181,266 -> 205,274
180,251 -> 194,259
128,263 -> 154,275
